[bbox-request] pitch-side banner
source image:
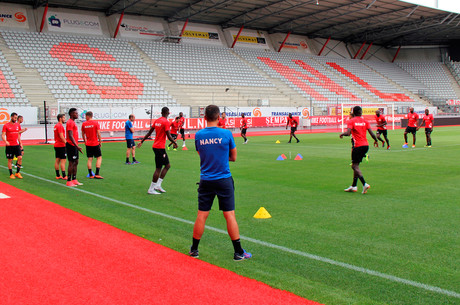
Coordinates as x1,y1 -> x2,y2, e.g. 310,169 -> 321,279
224,107 -> 310,118
0,106 -> 38,125
309,115 -> 405,126
47,11 -> 102,35
0,7 -> 28,29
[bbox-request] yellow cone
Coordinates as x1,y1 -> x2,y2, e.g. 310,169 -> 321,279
275,140 -> 280,144
253,207 -> 272,219
13,157 -> 18,161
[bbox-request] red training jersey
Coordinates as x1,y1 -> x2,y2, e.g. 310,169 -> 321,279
423,114 -> 434,129
53,123 -> 66,148
288,117 -> 298,127
347,116 -> 371,148
178,117 -> 185,129
2,122 -> 20,146
375,115 -> 386,130
241,117 -> 247,128
81,120 -> 100,146
407,112 -> 419,128
66,119 -> 79,146
153,117 -> 171,149
218,118 -> 226,129
170,121 -> 180,135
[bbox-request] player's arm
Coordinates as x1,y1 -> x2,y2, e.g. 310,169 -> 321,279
1,131 -> 8,146
97,129 -> 102,146
58,131 -> 66,144
417,119 -> 425,131
367,128 -> 379,145
81,127 -> 87,145
137,125 -> 155,148
68,130 -> 83,153
339,128 -> 352,138
229,147 -> 237,162
18,133 -> 22,148
286,118 -> 289,129
166,130 -> 178,148
19,128 -> 27,134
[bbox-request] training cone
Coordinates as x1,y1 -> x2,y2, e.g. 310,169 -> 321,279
281,154 -> 287,159
13,157 -> 17,161
182,146 -> 188,151
294,154 -> 303,160
276,155 -> 284,161
253,207 -> 272,219
275,140 -> 281,144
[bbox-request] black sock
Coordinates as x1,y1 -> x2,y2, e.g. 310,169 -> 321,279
126,157 -> 129,163
88,169 -> 93,176
96,168 -> 100,175
133,157 -> 137,162
72,175 -> 76,180
56,170 -> 60,177
352,177 -> 358,187
359,176 -> 366,185
62,171 -> 66,177
232,239 -> 243,254
67,175 -> 72,181
9,169 -> 13,175
16,165 -> 21,173
191,238 -> 200,251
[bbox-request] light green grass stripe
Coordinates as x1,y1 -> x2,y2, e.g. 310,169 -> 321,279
15,169 -> 460,299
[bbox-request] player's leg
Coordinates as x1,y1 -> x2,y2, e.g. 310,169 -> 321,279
292,128 -> 299,142
403,131 -> 408,144
15,153 -> 22,176
95,156 -> 102,178
87,156 -> 94,177
125,147 -> 131,164
60,158 -> 66,178
7,156 -> 14,178
412,130 -> 416,146
383,131 -> 390,148
376,131 -> 384,146
55,157 -> 61,178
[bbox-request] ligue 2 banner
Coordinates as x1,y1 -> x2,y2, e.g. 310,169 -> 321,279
47,11 -> 102,35
0,7 -> 28,29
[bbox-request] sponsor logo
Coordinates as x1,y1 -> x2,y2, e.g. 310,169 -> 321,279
49,14 -> 100,29
0,11 -> 26,23
302,108 -> 310,118
0,108 -> 10,124
48,15 -> 61,27
299,41 -> 308,49
14,12 -> 26,22
253,108 -> 262,117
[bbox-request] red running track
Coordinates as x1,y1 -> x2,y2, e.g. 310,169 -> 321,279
0,182 -> 321,305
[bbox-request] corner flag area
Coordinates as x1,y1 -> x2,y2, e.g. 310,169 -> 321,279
0,182 -> 321,305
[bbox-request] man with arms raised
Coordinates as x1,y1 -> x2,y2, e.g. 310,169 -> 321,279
137,107 -> 177,194
403,107 -> 419,148
53,113 -> 67,180
66,108 -> 83,187
340,106 -> 378,194
81,111 -> 103,179
2,112 -> 22,179
190,105 -> 252,261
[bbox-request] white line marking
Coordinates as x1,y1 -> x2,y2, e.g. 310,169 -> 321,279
5,168 -> 459,299
0,193 -> 11,199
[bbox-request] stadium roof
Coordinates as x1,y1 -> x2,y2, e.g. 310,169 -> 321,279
6,0 -> 460,47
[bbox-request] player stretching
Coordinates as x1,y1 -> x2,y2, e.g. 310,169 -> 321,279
375,110 -> 390,149
53,114 -> 67,180
2,112 -> 22,179
340,106 -> 378,194
240,113 -> 248,144
137,107 -> 177,195
403,107 -> 419,148
125,114 -> 139,164
417,109 -> 434,147
286,113 -> 300,143
218,112 -> 227,128
178,112 -> 186,148
66,108 -> 83,187
190,105 -> 252,261
81,111 -> 103,179
168,117 -> 180,151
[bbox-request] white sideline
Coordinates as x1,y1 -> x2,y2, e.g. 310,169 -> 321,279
4,169 -> 459,299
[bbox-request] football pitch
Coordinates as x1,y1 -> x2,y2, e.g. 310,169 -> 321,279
1,127 -> 459,305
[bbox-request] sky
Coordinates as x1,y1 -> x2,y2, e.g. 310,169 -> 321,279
400,0 -> 460,14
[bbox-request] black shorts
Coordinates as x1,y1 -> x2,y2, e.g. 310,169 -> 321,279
179,128 -> 185,137
291,127 -> 297,133
171,134 -> 178,141
66,143 -> 79,161
351,146 -> 369,164
153,148 -> 169,169
86,145 -> 102,158
54,146 -> 67,159
5,145 -> 21,159
126,139 -> 135,148
425,128 -> 432,135
405,126 -> 417,134
376,129 -> 387,137
241,128 -> 247,135
198,177 -> 235,212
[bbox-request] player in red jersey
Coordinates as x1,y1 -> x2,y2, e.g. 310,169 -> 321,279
285,113 -> 300,143
403,107 -> 419,148
178,112 -> 186,147
53,113 -> 67,180
138,107 -> 178,195
2,112 -> 23,179
66,108 -> 83,187
417,108 -> 434,147
168,117 -> 180,151
375,110 -> 390,149
81,111 -> 103,179
240,113 -> 248,144
218,112 -> 227,129
340,106 -> 378,194
12,115 -> 28,169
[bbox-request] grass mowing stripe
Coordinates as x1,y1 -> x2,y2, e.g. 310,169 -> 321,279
10,166 -> 460,300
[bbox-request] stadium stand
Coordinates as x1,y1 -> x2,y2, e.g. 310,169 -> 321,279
0,49 -> 29,106
1,31 -> 176,106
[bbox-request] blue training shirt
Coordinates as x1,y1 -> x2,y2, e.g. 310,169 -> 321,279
125,120 -> 133,140
195,127 -> 235,181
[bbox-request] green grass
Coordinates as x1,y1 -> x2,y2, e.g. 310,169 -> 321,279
2,127 -> 460,305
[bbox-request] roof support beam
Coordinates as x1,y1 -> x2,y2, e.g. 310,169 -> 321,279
231,25 -> 244,48
278,31 -> 291,52
318,36 -> 331,56
353,41 -> 366,59
360,42 -> 373,60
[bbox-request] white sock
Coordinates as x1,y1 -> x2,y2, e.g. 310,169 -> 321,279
149,181 -> 156,190
157,178 -> 163,187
